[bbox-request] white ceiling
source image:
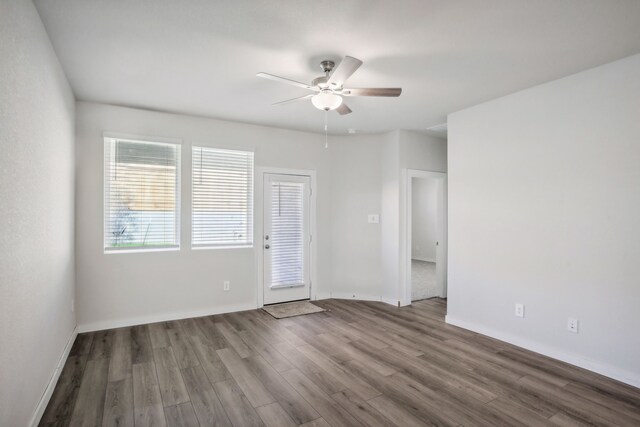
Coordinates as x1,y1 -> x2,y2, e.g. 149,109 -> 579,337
35,0 -> 640,135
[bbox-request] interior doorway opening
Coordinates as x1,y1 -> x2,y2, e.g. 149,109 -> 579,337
408,171 -> 447,302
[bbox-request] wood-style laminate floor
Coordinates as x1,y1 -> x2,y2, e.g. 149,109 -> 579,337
40,298 -> 640,426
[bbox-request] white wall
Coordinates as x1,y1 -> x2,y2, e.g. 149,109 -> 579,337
75,105 -> 449,327
76,102 -> 334,330
329,134 -> 385,300
412,178 -> 438,262
0,1 -> 76,425
447,53 -> 640,386
384,130 -> 448,305
380,131 -> 402,304
399,130 -> 447,172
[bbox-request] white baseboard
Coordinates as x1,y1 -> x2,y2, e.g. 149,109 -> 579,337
381,296 -> 400,307
78,302 -> 257,333
30,326 -> 78,427
330,292 -> 382,302
445,315 -> 640,389
314,292 -> 331,301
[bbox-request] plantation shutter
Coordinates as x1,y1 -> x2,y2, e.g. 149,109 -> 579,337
270,181 -> 306,286
104,138 -> 181,252
192,147 -> 254,248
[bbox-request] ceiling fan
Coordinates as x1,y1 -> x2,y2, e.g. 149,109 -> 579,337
257,56 -> 402,115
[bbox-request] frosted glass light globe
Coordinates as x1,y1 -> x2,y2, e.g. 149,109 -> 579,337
311,91 -> 343,111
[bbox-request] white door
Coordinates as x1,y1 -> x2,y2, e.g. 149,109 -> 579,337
263,173 -> 311,305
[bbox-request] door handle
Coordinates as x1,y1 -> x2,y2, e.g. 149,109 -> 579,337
265,244 -> 270,249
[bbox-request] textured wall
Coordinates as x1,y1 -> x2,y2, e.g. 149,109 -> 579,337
0,0 -> 76,425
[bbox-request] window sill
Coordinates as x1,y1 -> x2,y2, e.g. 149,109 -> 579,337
104,246 -> 180,254
191,245 -> 253,251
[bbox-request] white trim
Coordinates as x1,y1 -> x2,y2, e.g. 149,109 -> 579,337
77,302 -> 256,333
30,326 -> 78,427
102,131 -> 182,146
411,256 -> 435,263
330,292 -> 382,302
445,315 -> 640,388
255,167 -> 318,308
381,296 -> 400,307
104,246 -> 180,254
315,291 -> 331,300
192,245 -> 253,251
401,169 -> 447,307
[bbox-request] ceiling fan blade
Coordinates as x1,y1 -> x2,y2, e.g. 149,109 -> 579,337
327,56 -> 363,88
272,94 -> 313,106
336,103 -> 352,115
257,72 -> 316,91
342,88 -> 402,97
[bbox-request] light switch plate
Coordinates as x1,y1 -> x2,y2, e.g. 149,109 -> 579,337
368,214 -> 379,224
515,303 -> 524,318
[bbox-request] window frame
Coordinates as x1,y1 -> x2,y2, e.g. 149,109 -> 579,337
103,134 -> 182,254
191,145 -> 254,250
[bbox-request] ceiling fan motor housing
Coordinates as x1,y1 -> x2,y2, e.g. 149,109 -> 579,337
312,75 -> 330,89
320,60 -> 335,74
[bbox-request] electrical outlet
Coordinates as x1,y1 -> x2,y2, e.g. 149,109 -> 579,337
568,318 -> 579,333
515,303 -> 524,318
223,281 -> 230,291
368,214 -> 379,224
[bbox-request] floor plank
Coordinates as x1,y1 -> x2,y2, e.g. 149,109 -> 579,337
102,377 -> 134,427
40,355 -> 88,426
180,365 -> 231,426
131,325 -> 154,364
89,330 -> 114,361
189,335 -> 232,383
69,333 -> 94,357
331,389 -> 395,426
68,358 -> 109,427
148,322 -> 171,349
255,402 -> 296,427
166,324 -> 200,370
244,354 -> 319,424
213,379 -> 264,427
281,369 -> 363,427
216,348 -> 276,408
164,402 -> 199,427
108,327 -> 132,382
132,362 -> 166,427
153,347 -> 190,407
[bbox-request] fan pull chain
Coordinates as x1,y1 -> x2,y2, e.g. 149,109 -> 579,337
324,110 -> 328,149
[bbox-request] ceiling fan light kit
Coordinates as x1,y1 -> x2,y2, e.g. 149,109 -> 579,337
311,90 -> 343,111
257,55 -> 402,116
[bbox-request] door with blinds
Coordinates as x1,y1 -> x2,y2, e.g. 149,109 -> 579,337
263,174 -> 311,305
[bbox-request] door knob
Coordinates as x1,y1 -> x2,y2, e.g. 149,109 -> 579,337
265,244 -> 270,249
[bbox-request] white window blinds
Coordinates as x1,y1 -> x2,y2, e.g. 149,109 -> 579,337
270,181 -> 306,286
104,138 -> 181,252
192,147 -> 254,248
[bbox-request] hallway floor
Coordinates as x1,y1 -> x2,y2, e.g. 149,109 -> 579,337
411,259 -> 437,301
